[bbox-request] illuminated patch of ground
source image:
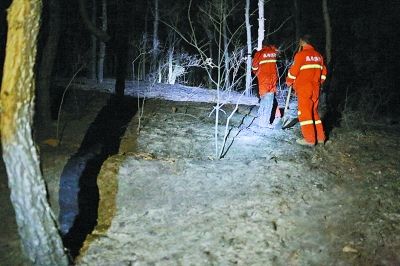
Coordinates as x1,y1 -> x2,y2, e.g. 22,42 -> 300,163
79,99 -> 400,265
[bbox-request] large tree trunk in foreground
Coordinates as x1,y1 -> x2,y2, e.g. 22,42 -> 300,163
37,0 -> 61,124
0,1 -> 67,265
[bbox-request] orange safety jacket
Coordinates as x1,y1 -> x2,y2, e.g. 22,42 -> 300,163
286,44 -> 327,88
252,45 -> 278,96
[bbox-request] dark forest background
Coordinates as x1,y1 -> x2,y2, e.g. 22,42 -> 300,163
1,0 -> 400,124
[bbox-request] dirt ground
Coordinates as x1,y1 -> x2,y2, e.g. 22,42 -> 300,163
81,98 -> 400,265
1,88 -> 400,265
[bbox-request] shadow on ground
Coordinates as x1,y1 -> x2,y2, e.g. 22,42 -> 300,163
58,96 -> 138,258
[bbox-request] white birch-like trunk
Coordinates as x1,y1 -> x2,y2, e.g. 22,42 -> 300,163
90,0 -> 97,80
257,0 -> 265,50
97,0 -> 107,83
215,18 -> 224,158
0,1 -> 68,265
167,48 -> 174,84
245,0 -> 252,96
322,0 -> 332,65
223,6 -> 230,90
158,63 -> 162,83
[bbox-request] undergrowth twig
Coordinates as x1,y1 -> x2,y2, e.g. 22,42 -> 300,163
56,65 -> 84,141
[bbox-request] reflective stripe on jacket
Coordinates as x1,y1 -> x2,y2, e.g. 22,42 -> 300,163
252,45 -> 278,76
252,45 -> 279,95
286,44 -> 327,88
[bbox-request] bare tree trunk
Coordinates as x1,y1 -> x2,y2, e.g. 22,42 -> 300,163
90,0 -> 97,80
37,0 -> 61,124
293,0 -> 300,41
167,47 -> 174,84
257,0 -> 264,50
322,0 -> 331,65
152,0 -> 159,62
141,8 -> 148,80
245,0 -> 252,96
222,1 -> 230,89
320,0 -> 331,115
0,1 -> 68,265
114,0 -> 130,98
97,0 -> 107,83
78,0 -> 109,42
199,5 -> 213,88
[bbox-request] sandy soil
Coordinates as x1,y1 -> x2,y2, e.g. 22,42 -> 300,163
1,87 -> 399,266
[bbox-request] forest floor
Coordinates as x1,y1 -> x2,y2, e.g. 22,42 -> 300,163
1,83 -> 400,265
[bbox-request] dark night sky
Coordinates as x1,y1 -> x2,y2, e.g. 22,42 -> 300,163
1,0 -> 400,114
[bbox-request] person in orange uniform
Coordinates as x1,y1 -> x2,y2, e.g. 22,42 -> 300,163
286,34 -> 327,146
252,40 -> 280,127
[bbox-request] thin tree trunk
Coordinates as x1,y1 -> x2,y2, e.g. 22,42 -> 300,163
0,1 -> 68,265
141,7 -> 148,80
293,0 -> 300,41
90,0 -> 97,80
152,0 -> 159,63
320,0 -> 331,115
37,0 -> 61,124
222,2 -> 230,89
97,0 -> 107,83
322,0 -> 331,65
215,16 -> 223,158
257,0 -> 264,51
167,47 -> 173,84
245,0 -> 252,96
114,0 -> 130,98
78,0 -> 109,42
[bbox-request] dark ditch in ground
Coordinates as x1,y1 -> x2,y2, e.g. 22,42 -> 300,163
58,95 -> 138,259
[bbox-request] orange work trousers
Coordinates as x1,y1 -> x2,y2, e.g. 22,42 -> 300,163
296,82 -> 325,144
258,74 -> 277,97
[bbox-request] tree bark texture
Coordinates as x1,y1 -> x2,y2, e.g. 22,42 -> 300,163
322,0 -> 332,65
37,0 -> 61,124
0,1 -> 68,265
